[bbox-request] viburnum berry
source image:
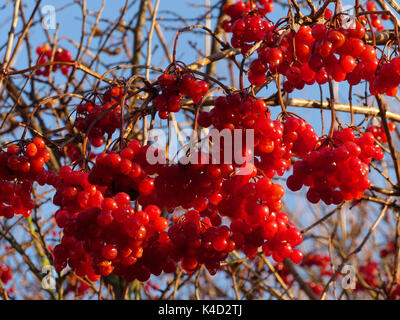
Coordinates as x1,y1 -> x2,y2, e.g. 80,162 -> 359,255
153,70 -> 208,119
365,1 -> 385,31
0,138 -> 50,219
238,14 -> 400,95
0,264 -> 12,284
379,241 -> 396,258
88,140 -> 157,199
355,261 -> 379,291
52,166 -> 173,282
35,44 -> 73,76
368,121 -> 396,143
74,86 -> 123,148
287,128 -> 384,205
221,1 -> 274,34
230,12 -> 273,54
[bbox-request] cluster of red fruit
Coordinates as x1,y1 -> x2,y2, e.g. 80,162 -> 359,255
74,87 -> 123,147
172,94 -> 308,264
139,159 -> 303,266
380,241 -> 396,258
138,159 -> 226,215
54,89 -> 306,281
0,264 -> 12,284
229,12 -> 273,54
197,94 -> 319,177
354,258 -> 400,299
270,254 -> 332,296
221,1 -> 274,38
117,93 -> 307,267
54,195 -> 169,281
153,71 -> 209,119
47,78 -> 389,283
216,173 -> 303,263
51,165 -> 171,282
252,22 -> 369,88
230,10 -> 400,96
287,128 -> 383,205
365,1 -> 389,31
51,87 -> 387,282
0,138 -> 50,219
63,142 -> 95,167
35,44 -> 73,76
301,253 -> 333,276
356,260 -> 379,291
52,166 -> 105,213
368,121 -> 396,143
302,253 -> 338,295
168,211 -> 234,275
88,140 -> 155,199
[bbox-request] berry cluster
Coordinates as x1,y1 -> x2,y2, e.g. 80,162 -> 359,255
63,142 -> 95,167
221,1 -> 274,36
198,94 -> 318,177
380,241 -> 396,258
36,44 -> 73,76
52,165 -> 172,282
368,121 -> 396,143
0,138 -> 50,219
230,13 -> 273,54
88,140 -> 155,200
215,173 -> 304,263
153,71 -> 209,119
196,95 -> 312,264
356,261 -> 379,291
287,128 -> 384,205
302,253 -> 342,295
258,213 -> 304,263
141,161 -> 304,266
369,57 -> 400,96
141,97 -> 307,268
51,166 -> 105,212
139,159 -> 225,214
168,211 -> 235,275
53,192 -> 169,282
257,22 -> 372,87
301,253 -> 333,276
0,264 -> 12,284
74,87 -> 123,147
121,230 -> 177,282
365,1 -> 388,31
244,18 -> 400,96
352,258 -> 400,299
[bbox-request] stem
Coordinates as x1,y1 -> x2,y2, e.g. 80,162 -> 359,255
328,76 -> 336,137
